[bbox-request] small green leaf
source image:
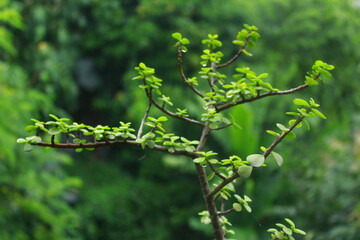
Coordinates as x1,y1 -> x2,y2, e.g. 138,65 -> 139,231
285,218 -> 295,228
285,131 -> 296,140
247,154 -> 265,167
293,98 -> 310,107
75,148 -> 83,152
17,138 -> 27,143
293,229 -> 306,235
271,151 -> 284,167
266,130 -> 280,137
207,172 -> 215,181
146,140 -> 155,149
233,203 -> 242,212
275,231 -> 284,239
49,114 -> 59,121
48,127 -> 61,135
157,116 -> 168,122
172,32 -> 182,41
237,165 -> 253,178
283,227 -> 293,236
276,123 -> 290,131
305,76 -> 319,86
311,108 -> 327,119
185,146 -> 195,152
24,143 -> 33,152
25,125 -> 37,132
193,157 -> 205,163
244,204 -> 252,213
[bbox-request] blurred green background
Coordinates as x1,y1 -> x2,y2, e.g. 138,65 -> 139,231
1,0 -> 360,239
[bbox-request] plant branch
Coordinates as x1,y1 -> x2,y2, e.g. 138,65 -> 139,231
217,73 -> 321,112
208,172 -> 239,199
32,140 -> 199,158
207,161 -> 226,180
216,34 -> 251,69
177,44 -> 205,98
137,100 -> 152,139
195,123 -> 225,240
147,94 -> 205,126
218,208 -> 235,216
263,115 -> 306,158
217,84 -> 309,112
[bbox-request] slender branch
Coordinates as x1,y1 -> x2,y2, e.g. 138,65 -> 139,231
213,123 -> 232,131
147,95 -> 205,126
209,61 -> 217,92
177,44 -> 205,98
216,34 -> 251,69
263,115 -> 306,158
32,140 -> 199,158
217,84 -> 309,112
218,208 -> 235,216
207,161 -> 226,180
208,172 -> 239,198
137,100 -> 152,139
217,73 -> 321,112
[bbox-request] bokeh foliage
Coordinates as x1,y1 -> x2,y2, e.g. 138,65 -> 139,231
2,0 -> 360,239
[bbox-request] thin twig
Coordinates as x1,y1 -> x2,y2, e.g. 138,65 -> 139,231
177,44 -> 205,98
216,84 -> 309,112
216,73 -> 321,112
207,161 -> 226,180
147,95 -> 205,126
137,100 -> 152,139
208,172 -> 239,199
218,208 -> 235,216
263,115 -> 305,158
216,34 -> 251,69
33,140 -> 199,157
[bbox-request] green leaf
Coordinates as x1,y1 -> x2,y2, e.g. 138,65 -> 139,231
275,231 -> 284,239
293,98 -> 310,107
172,32 -> 182,41
29,136 -> 41,144
157,116 -> 168,122
311,108 -> 327,119
48,114 -> 60,121
266,130 -> 280,137
271,151 -> 284,167
244,204 -> 252,213
293,229 -> 306,235
233,203 -> 242,212
285,131 -> 296,140
283,227 -> 293,236
246,154 -> 265,167
303,119 -> 311,131
24,143 -> 33,152
285,218 -> 295,228
276,123 -> 290,132
237,165 -> 253,178
185,146 -> 195,152
146,140 -> 155,149
48,127 -> 61,135
207,172 -> 215,181
75,148 -> 83,152
17,138 -> 27,143
305,76 -> 319,86
25,125 -> 37,132
193,157 -> 205,163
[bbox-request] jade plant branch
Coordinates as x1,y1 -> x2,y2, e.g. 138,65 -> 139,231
18,25 -> 334,240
